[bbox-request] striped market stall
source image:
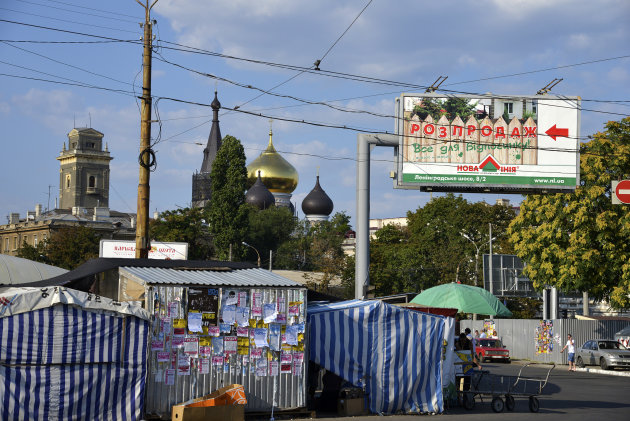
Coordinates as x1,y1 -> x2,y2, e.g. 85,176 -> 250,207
308,300 -> 445,414
0,286 -> 150,421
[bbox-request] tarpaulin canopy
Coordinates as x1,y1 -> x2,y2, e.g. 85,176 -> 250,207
411,283 -> 512,317
308,300 -> 445,414
0,287 -> 149,420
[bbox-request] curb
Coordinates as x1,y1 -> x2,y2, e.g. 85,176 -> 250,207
575,367 -> 630,377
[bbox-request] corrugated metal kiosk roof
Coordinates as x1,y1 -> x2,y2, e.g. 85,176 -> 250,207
120,266 -> 302,288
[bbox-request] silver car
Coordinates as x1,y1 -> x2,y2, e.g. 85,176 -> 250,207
576,339 -> 630,370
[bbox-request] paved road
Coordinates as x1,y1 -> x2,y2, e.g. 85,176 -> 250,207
312,362 -> 630,421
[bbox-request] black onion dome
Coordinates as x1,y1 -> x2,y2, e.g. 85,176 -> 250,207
211,91 -> 221,109
245,172 -> 275,210
301,175 -> 333,216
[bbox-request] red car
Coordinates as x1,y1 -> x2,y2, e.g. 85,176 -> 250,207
476,338 -> 511,363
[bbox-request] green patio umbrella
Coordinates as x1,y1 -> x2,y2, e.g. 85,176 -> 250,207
410,283 -> 512,317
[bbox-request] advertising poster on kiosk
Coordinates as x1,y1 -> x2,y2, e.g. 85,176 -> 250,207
395,93 -> 580,193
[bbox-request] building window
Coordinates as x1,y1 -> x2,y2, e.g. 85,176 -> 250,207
532,101 -> 537,114
87,142 -> 95,148
89,176 -> 96,188
33,235 -> 38,246
504,102 -> 513,115
66,175 -> 71,188
4,238 -> 8,252
13,237 -> 18,250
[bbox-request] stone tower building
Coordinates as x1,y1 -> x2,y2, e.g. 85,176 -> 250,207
57,127 -> 112,209
192,91 -> 222,208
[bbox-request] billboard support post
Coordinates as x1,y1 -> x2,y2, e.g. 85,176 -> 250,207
355,133 -> 398,299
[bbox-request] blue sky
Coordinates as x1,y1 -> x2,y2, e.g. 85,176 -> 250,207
1,0 -> 629,227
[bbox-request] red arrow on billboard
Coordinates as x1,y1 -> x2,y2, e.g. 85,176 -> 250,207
545,124 -> 569,141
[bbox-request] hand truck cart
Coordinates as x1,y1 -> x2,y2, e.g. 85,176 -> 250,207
459,362 -> 555,413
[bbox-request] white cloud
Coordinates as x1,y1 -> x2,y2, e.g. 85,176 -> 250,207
458,54 -> 476,66
11,89 -> 77,131
567,33 -> 591,49
607,67 -> 629,83
486,0 -> 572,16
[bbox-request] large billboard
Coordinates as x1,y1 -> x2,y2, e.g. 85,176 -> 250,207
394,93 -> 580,193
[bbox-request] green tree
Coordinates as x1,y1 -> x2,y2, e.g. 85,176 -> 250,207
305,212 -> 351,291
413,97 -> 477,121
244,205 -> 296,266
275,212 -> 351,293
41,226 -> 100,269
209,135 -> 249,260
17,240 -> 47,263
341,197 -> 516,298
508,117 -> 630,308
443,97 -> 477,121
504,297 -> 540,319
367,224 -> 427,296
413,98 -> 445,120
150,207 -> 213,260
406,194 -> 515,289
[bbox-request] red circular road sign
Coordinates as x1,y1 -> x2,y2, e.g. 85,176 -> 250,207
615,180 -> 630,204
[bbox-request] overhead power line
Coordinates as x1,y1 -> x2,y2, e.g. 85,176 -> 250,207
0,39 -> 133,44
315,0 -> 373,69
0,72 -> 135,96
3,16 -> 630,103
1,41 -> 138,87
444,55 -> 630,87
44,0 -> 139,19
0,7 -> 139,34
0,18 -> 143,42
154,54 -> 628,120
155,95 -> 615,149
2,18 -> 629,109
0,71 -> 624,164
14,0 -> 139,24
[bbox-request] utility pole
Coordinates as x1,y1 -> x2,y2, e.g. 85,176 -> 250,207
135,0 -> 158,258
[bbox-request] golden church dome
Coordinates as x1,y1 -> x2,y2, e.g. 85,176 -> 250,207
246,128 -> 298,193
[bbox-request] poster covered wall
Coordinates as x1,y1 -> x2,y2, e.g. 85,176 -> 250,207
145,285 -> 307,417
535,320 -> 553,354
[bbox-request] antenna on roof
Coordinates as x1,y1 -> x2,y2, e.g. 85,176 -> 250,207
89,112 -> 92,128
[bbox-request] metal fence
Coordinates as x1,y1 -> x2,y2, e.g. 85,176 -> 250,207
460,319 -> 630,365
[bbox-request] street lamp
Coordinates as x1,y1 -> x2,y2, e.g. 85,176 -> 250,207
242,242 -> 261,268
460,231 -> 495,287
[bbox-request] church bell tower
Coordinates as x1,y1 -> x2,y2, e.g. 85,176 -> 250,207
57,127 -> 112,209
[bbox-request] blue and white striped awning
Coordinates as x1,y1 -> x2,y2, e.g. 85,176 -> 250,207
0,288 -> 148,420
308,300 -> 444,414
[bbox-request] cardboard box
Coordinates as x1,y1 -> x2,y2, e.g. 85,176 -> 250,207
338,397 -> 366,416
171,384 -> 247,421
171,403 -> 244,421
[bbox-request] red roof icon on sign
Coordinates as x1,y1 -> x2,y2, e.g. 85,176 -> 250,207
479,155 -> 501,172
